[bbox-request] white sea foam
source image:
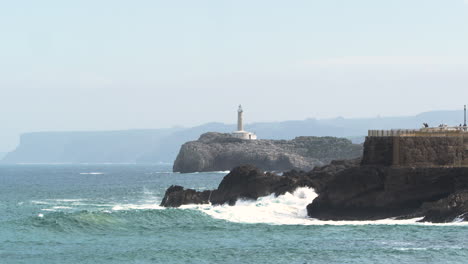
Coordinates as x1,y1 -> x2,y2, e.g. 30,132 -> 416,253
111,191 -> 163,211
177,171 -> 230,175
52,206 -> 73,210
30,186 -> 468,226
31,200 -> 52,205
183,187 -> 317,225
79,172 -> 104,175
52,199 -> 86,202
17,163 -> 74,165
394,247 -> 428,251
31,189 -> 164,213
181,187 -> 468,226
111,203 -> 164,211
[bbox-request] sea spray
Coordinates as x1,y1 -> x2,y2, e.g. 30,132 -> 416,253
183,188 -> 468,226
185,187 -> 318,225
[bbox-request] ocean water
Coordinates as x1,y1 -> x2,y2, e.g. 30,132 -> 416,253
1,164 -> 468,264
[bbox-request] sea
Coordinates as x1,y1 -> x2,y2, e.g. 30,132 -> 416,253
1,164 -> 468,264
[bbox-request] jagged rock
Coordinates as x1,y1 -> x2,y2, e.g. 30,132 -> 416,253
210,165 -> 282,205
160,165 -> 314,207
303,135 -> 468,222
306,166 -> 468,221
210,165 -> 313,205
161,160 -> 468,223
162,132 -> 468,223
160,185 -> 211,207
417,190 -> 468,223
173,132 -> 363,173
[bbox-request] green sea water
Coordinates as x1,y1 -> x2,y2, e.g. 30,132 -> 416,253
1,164 -> 468,264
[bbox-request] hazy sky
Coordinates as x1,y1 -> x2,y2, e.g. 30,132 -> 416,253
1,0 -> 468,151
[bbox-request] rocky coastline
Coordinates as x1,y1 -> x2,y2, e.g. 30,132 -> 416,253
162,134 -> 468,223
162,161 -> 468,223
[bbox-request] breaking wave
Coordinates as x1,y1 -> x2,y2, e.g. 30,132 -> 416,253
186,187 -> 468,226
27,187 -> 468,229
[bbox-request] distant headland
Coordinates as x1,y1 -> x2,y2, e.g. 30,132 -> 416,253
1,109 -> 466,164
162,106 -> 468,223
173,132 -> 362,173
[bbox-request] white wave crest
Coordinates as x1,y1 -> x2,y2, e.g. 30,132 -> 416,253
79,172 -> 104,175
184,187 -> 468,226
111,204 -> 164,211
183,187 -> 318,225
174,171 -> 230,175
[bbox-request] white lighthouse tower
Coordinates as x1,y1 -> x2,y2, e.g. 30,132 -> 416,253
232,105 -> 257,140
237,105 -> 244,131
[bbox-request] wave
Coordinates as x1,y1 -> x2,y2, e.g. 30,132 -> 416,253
28,187 -> 468,227
30,190 -> 162,213
25,208 -> 214,234
111,203 -> 163,211
15,162 -> 139,165
183,187 -> 317,225
172,171 -> 231,175
79,172 -> 104,175
182,187 -> 468,226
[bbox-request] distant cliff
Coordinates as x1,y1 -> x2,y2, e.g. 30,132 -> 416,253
2,110 -> 463,164
173,132 -> 363,173
1,130 -> 179,164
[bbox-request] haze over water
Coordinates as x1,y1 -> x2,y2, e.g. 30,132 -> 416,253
1,0 -> 468,152
2,1 -> 468,263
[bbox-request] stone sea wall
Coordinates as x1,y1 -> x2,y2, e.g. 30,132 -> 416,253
362,136 -> 467,167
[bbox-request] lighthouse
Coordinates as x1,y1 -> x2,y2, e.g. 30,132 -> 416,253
232,105 -> 257,140
237,105 -> 244,131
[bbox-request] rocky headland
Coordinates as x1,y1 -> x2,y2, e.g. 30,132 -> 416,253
162,134 -> 468,223
172,132 -> 363,173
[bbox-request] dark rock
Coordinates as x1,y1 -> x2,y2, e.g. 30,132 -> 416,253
306,158 -> 362,194
210,165 -> 309,205
173,132 -> 363,173
160,185 -> 211,207
417,190 -> 468,223
160,165 -> 314,207
161,160 -> 468,223
306,166 -> 468,221
210,165 -> 280,205
163,133 -> 468,223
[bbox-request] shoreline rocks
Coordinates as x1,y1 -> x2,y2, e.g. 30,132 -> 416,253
305,166 -> 468,222
162,132 -> 468,223
161,165 -> 314,207
161,160 -> 468,223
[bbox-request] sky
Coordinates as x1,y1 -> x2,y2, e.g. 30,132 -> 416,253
1,0 -> 468,151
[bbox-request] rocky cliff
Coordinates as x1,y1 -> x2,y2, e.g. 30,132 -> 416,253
172,132 -> 363,173
162,133 -> 468,223
161,165 -> 317,207
162,161 -> 468,223
305,165 -> 468,222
